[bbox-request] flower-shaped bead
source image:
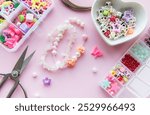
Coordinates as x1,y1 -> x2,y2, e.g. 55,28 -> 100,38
77,46 -> 85,54
66,58 -> 77,68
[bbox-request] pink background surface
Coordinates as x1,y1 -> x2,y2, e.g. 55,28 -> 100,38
0,0 -> 149,98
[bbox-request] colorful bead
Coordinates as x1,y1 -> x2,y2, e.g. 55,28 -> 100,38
121,54 -> 140,72
21,0 -> 52,16
66,58 -> 77,68
110,64 -> 132,84
96,2 -> 136,40
0,0 -> 20,15
43,77 -> 51,86
101,76 -> 122,96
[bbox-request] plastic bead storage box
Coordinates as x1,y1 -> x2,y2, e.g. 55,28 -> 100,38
100,33 -> 150,98
0,0 -> 54,52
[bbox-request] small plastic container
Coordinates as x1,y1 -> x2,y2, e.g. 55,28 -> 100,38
100,37 -> 150,98
0,0 -> 54,52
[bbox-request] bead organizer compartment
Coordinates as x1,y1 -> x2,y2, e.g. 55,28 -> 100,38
20,0 -> 52,17
0,0 -> 20,16
100,36 -> 150,98
0,0 -> 54,52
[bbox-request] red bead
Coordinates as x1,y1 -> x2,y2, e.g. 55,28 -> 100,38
110,16 -> 116,22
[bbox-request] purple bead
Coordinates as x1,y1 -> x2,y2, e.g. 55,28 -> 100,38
43,77 -> 51,86
19,23 -> 30,33
122,10 -> 134,23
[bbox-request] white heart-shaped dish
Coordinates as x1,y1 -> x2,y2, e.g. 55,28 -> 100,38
91,0 -> 147,46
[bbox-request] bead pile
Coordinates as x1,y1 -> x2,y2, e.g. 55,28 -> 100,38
21,0 -> 52,16
96,1 -> 136,40
144,37 -> 150,48
121,54 -> 140,72
0,16 -> 8,31
0,0 -> 20,15
110,64 -> 132,84
130,43 -> 150,62
101,75 -> 122,96
14,9 -> 37,33
40,17 -> 88,72
0,24 -> 23,48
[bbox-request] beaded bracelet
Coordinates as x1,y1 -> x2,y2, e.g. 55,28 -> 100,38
40,18 -> 88,72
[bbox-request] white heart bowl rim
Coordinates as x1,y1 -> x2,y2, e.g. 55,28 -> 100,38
91,0 -> 148,46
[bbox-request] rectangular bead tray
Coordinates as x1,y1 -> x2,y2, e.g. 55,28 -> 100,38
100,29 -> 150,98
0,0 -> 54,52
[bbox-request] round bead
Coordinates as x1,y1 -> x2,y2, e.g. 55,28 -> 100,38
76,52 -> 81,57
82,34 -> 88,42
92,67 -> 98,73
51,50 -> 57,56
32,72 -> 38,78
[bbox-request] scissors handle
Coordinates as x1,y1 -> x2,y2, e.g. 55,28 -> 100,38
7,80 -> 19,98
0,74 -> 8,89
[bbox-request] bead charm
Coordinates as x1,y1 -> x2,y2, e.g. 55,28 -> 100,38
40,18 -> 88,72
96,1 -> 136,40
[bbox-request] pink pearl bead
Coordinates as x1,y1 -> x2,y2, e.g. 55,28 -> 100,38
82,34 -> 88,42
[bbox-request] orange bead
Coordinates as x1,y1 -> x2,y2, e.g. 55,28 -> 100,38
66,58 -> 77,68
77,46 -> 85,54
127,28 -> 134,35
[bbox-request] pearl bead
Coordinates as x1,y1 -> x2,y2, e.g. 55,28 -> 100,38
82,34 -> 88,42
58,33 -> 63,38
34,93 -> 40,98
80,22 -> 85,28
76,52 -> 81,57
72,56 -> 77,60
53,41 -> 58,46
56,37 -> 60,42
92,67 -> 98,73
51,50 -> 57,56
32,72 -> 38,78
52,45 -> 57,50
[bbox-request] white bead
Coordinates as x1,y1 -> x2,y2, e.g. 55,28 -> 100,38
51,50 -> 57,56
32,72 -> 38,78
92,67 -> 98,73
72,56 -> 77,60
76,52 -> 81,57
56,37 -> 60,41
82,34 -> 88,41
52,45 -> 57,50
53,41 -> 58,46
80,22 -> 85,28
56,61 -> 61,68
58,33 -> 63,38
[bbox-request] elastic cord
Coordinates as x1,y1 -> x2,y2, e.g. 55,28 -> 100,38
61,0 -> 91,11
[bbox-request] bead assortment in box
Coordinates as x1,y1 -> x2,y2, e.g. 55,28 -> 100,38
100,31 -> 150,97
0,0 -> 54,52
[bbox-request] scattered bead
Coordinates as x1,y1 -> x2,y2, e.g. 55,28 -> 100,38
34,93 -> 40,98
92,67 -> 98,73
96,2 -> 136,40
91,46 -> 103,58
32,72 -> 38,78
43,77 -> 51,86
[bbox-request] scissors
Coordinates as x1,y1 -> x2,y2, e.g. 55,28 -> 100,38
0,46 -> 35,98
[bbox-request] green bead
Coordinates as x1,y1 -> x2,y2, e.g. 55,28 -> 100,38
18,15 -> 25,22
14,3 -> 20,8
103,10 -> 110,16
0,35 -> 5,43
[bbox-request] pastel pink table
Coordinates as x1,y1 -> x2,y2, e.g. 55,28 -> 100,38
0,0 -> 149,98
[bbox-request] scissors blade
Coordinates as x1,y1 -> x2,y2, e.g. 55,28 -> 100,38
0,74 -> 11,89
6,80 -> 19,98
20,51 -> 36,74
12,46 -> 28,72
